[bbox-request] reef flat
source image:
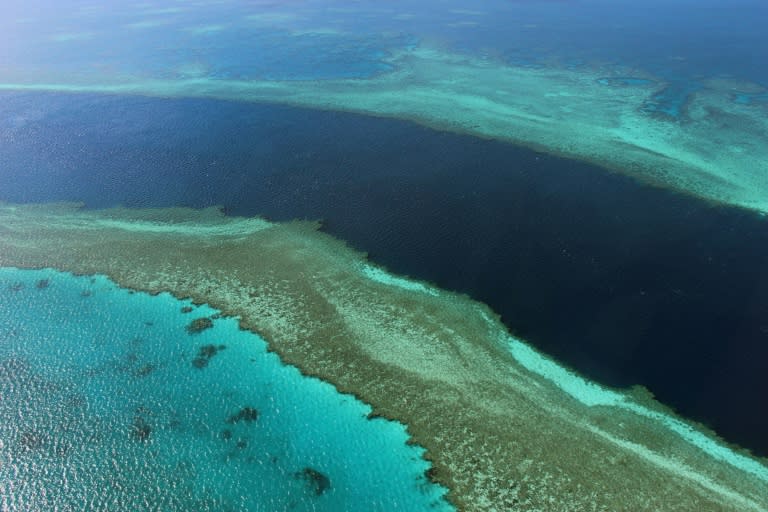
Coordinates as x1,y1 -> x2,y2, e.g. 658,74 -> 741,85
2,46 -> 767,213
1,203 -> 766,511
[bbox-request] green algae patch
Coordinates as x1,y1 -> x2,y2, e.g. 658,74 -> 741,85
0,202 -> 767,512
2,45 -> 768,213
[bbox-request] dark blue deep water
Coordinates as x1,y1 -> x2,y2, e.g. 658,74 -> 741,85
1,92 -> 767,458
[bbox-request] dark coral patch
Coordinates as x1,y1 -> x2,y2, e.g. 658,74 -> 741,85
134,364 -> 155,377
35,279 -> 50,289
9,282 -> 24,292
129,415 -> 152,442
18,430 -> 46,452
181,306 -> 194,314
220,429 -> 233,440
192,356 -> 209,369
186,317 -> 213,334
200,344 -> 225,358
191,344 -> 226,369
226,406 -> 259,424
295,467 -> 331,496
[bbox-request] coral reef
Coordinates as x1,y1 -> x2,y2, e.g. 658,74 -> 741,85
191,344 -> 226,368
226,407 -> 259,424
186,317 -> 213,333
295,467 -> 331,496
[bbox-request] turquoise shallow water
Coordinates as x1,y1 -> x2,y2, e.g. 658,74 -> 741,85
0,267 -> 452,511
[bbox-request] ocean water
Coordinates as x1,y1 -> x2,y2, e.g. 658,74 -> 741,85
0,268 -> 451,511
1,91 -> 767,459
1,0 -> 768,508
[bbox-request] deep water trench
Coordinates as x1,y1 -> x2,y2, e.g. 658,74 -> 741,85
2,91 -> 767,457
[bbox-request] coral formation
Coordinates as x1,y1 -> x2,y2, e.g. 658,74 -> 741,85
295,467 -> 331,496
186,317 -> 213,334
226,407 -> 259,424
0,204 -> 765,511
191,344 -> 226,368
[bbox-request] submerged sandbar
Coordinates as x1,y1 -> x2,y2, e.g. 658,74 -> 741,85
0,202 -> 766,511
